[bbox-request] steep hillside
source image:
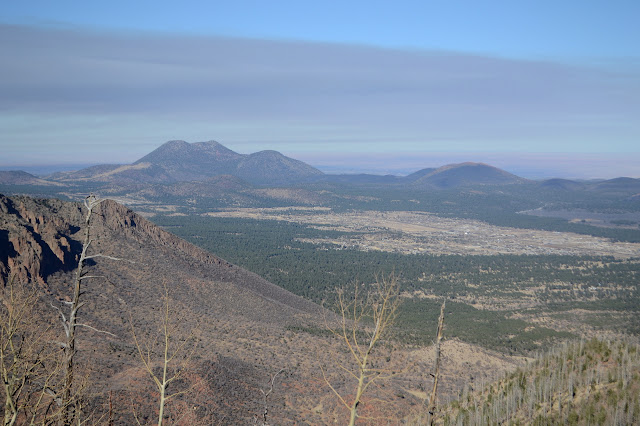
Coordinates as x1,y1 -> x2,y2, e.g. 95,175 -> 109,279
235,150 -> 323,185
404,167 -> 437,182
0,194 -> 322,322
0,194 -> 329,423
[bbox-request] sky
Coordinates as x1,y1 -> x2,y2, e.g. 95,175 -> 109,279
1,1 -> 639,178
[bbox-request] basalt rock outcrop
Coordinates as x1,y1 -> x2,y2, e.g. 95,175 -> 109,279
0,194 -> 81,289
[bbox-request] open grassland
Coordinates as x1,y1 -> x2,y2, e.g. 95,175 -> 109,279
203,208 -> 640,258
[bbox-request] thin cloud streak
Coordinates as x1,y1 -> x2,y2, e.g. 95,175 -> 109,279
1,24 -> 639,175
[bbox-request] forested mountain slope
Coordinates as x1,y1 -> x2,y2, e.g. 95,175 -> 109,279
436,337 -> 640,425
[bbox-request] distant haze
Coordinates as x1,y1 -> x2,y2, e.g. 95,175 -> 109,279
1,150 -> 637,181
1,2 -> 639,180
294,152 -> 640,180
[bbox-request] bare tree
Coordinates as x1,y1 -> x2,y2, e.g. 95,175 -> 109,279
322,274 -> 401,426
53,194 -> 119,425
130,283 -> 197,426
254,368 -> 285,426
427,299 -> 446,425
55,194 -> 100,425
1,276 -> 63,426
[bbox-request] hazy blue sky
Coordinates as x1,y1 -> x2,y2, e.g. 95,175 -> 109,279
2,1 -> 639,178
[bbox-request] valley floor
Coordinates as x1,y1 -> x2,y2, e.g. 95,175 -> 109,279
202,208 -> 640,258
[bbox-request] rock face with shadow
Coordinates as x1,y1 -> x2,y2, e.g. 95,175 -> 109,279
0,194 -> 81,289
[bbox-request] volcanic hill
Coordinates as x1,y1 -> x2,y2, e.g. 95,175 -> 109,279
51,140 -> 323,186
409,162 -> 527,188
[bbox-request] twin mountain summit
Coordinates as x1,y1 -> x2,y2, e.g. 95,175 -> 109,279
3,140 -> 530,188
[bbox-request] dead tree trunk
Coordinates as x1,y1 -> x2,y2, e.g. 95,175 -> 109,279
57,195 -> 104,425
254,368 -> 285,426
427,299 -> 446,425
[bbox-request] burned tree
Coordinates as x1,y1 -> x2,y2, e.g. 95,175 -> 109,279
322,274 -> 401,426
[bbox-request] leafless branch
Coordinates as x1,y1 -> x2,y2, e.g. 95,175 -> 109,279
77,275 -> 107,281
75,324 -> 117,338
84,254 -> 135,263
1,276 -> 64,426
130,282 -> 198,426
254,368 -> 285,425
322,273 -> 402,426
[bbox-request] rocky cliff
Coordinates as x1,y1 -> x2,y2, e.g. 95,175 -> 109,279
0,194 -> 81,289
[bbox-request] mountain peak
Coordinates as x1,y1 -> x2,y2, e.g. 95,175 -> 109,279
61,140 -> 324,185
163,139 -> 190,148
433,162 -> 493,172
133,140 -> 240,165
191,140 -> 239,155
